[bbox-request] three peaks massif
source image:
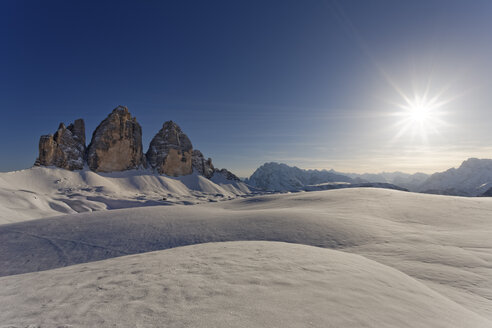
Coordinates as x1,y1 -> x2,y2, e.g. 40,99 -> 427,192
32,105 -> 492,198
34,106 -> 238,181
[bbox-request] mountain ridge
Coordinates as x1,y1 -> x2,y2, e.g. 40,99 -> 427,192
247,158 -> 492,196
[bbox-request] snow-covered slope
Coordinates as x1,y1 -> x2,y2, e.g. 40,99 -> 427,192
418,158 -> 492,196
1,188 -> 491,325
0,166 -> 252,224
1,241 -> 490,328
245,162 -> 353,191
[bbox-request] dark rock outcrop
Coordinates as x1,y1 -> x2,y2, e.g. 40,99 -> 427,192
86,106 -> 145,172
192,150 -> 214,178
480,187 -> 492,197
146,121 -> 193,176
213,168 -> 241,181
34,119 -> 86,170
34,106 -> 241,179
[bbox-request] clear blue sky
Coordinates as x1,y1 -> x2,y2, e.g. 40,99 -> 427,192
2,0 -> 492,176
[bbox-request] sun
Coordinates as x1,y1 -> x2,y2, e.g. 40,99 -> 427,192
392,93 -> 447,142
408,103 -> 430,123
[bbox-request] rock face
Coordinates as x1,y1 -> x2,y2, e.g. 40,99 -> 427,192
86,106 -> 145,172
34,119 -> 86,170
34,105 -> 242,179
192,150 -> 214,178
146,121 -> 193,176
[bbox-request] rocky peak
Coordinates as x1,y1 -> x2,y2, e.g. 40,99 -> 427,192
146,121 -> 193,176
34,105 -> 240,178
460,158 -> 492,170
67,119 -> 86,145
192,149 -> 214,178
35,118 -> 86,170
86,106 -> 145,172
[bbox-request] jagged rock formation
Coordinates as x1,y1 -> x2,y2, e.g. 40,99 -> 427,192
34,106 -> 242,180
34,119 -> 86,170
192,150 -> 214,178
146,121 -> 193,176
86,106 -> 145,172
214,168 -> 240,181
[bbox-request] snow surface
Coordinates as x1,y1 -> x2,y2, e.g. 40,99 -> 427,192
1,188 -> 491,326
1,241 -> 490,328
0,166 -> 251,224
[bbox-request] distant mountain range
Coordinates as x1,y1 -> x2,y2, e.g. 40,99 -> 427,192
246,158 -> 492,196
341,171 -> 429,191
244,162 -> 352,192
244,162 -> 406,193
416,158 -> 492,196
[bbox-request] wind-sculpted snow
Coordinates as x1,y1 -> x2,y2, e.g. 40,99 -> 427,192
1,188 -> 491,323
0,166 -> 252,224
1,241 -> 490,328
0,201 -> 379,276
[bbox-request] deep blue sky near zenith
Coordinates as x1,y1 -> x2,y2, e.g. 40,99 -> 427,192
1,0 -> 492,176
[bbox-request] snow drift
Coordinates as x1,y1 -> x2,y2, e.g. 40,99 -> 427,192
1,188 -> 491,325
1,241 -> 489,328
0,166 -> 251,224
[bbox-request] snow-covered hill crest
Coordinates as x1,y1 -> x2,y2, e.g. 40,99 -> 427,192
0,166 -> 252,224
